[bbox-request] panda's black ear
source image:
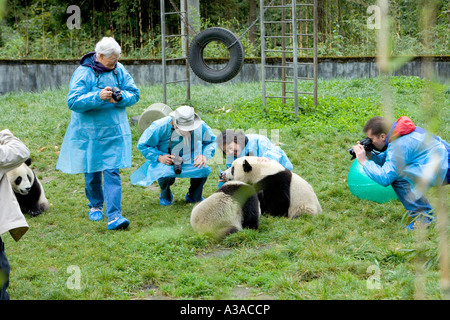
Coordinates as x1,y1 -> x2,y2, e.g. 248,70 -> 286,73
25,158 -> 32,166
243,159 -> 252,173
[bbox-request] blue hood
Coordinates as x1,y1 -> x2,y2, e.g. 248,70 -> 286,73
80,52 -> 116,74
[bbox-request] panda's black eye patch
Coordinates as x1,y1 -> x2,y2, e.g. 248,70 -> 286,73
27,174 -> 32,182
231,167 -> 234,176
15,176 -> 22,185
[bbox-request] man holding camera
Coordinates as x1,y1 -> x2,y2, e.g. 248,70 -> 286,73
352,116 -> 449,230
56,37 -> 140,230
131,106 -> 216,205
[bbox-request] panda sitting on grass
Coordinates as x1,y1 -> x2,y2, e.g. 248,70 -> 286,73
7,158 -> 49,217
223,156 -> 322,218
190,180 -> 260,239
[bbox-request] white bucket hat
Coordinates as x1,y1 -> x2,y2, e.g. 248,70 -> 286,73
169,106 -> 202,131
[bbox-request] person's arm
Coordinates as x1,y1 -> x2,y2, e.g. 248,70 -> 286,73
191,124 -> 216,168
0,129 -> 30,173
137,123 -> 166,163
67,68 -> 106,113
255,136 -> 286,162
201,124 -> 216,160
359,145 -> 400,187
113,65 -> 140,108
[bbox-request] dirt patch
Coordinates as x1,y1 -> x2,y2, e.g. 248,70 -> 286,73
134,284 -> 274,300
231,285 -> 274,300
198,248 -> 233,258
198,244 -> 277,259
134,284 -> 177,300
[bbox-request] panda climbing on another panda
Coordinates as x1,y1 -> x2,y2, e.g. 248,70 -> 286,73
7,158 -> 49,217
223,156 -> 322,218
190,180 -> 260,239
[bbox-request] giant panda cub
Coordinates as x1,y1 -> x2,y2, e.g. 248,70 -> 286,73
223,156 -> 322,218
190,181 -> 260,239
7,158 -> 49,217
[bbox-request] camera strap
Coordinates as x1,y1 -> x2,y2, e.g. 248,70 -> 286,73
168,126 -> 175,155
94,69 -> 121,89
168,124 -> 195,158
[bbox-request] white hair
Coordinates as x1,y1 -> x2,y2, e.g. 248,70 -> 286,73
95,37 -> 121,58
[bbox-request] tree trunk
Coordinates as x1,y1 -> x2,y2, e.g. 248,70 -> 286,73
139,0 -> 143,49
92,0 -> 96,43
248,0 -> 257,46
109,0 -> 114,37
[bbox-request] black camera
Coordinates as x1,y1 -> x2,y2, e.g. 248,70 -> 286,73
172,155 -> 183,175
347,137 -> 374,160
111,87 -> 122,102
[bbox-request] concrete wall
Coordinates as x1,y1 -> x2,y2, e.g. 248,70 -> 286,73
0,56 -> 448,94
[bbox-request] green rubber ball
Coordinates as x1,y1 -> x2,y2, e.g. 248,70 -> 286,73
347,160 -> 398,203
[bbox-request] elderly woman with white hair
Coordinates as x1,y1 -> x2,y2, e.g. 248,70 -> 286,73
56,37 -> 140,230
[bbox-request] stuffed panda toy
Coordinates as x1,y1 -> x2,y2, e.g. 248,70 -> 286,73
190,180 -> 260,239
223,156 -> 322,218
6,158 -> 49,217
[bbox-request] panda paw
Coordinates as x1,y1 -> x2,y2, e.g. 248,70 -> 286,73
28,210 -> 43,217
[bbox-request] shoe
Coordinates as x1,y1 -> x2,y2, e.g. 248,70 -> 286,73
107,216 -> 130,230
88,207 -> 103,221
159,194 -> 173,206
405,211 -> 435,230
185,194 -> 205,203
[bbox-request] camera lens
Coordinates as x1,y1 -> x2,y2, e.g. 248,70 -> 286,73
111,87 -> 122,101
174,164 -> 182,175
172,155 -> 183,175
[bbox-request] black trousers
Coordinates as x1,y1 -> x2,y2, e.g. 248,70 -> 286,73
158,177 -> 207,202
0,237 -> 10,300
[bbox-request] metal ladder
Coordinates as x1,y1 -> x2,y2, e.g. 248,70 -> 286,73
160,0 -> 191,106
260,0 -> 318,115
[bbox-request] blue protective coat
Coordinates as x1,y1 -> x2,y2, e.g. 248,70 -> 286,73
56,53 -> 140,174
363,117 -> 449,199
130,116 -> 216,187
224,134 -> 293,170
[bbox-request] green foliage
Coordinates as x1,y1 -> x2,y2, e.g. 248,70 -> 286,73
0,0 -> 448,58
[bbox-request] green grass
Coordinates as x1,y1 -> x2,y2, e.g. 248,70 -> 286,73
0,76 -> 449,300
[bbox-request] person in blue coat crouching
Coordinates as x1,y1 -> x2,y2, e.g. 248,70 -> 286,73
216,130 -> 293,187
131,106 -> 216,205
56,37 -> 140,230
352,116 -> 449,230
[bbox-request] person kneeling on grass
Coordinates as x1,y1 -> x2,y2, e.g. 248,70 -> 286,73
131,106 -> 216,205
352,116 -> 449,230
216,129 -> 293,188
56,37 -> 140,230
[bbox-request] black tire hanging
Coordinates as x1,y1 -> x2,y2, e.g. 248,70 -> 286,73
188,27 -> 245,83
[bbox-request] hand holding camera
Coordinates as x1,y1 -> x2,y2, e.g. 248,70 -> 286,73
158,154 -> 184,175
347,137 -> 374,160
158,154 -> 175,165
99,87 -> 122,103
111,87 -> 122,101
